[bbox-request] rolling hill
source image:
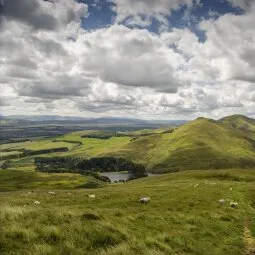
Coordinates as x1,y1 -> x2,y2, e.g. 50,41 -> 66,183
1,115 -> 254,173
219,114 -> 255,133
103,115 -> 255,172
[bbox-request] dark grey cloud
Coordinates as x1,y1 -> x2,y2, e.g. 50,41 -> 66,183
0,0 -> 88,31
1,0 -> 58,30
6,67 -> 39,79
11,57 -> 38,70
76,101 -> 135,113
0,97 -> 9,106
31,37 -> 68,57
16,75 -> 92,99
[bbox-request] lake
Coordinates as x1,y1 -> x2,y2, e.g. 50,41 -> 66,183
99,172 -> 161,182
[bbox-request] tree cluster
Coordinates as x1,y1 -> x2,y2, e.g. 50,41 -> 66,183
34,156 -> 147,180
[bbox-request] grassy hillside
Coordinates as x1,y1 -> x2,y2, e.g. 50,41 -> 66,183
105,117 -> 255,172
220,114 -> 255,132
0,169 -> 255,254
0,170 -> 105,192
1,115 -> 254,173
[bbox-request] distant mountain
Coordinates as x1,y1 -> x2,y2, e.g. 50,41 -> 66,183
104,115 -> 255,172
1,115 -> 186,125
3,115 -> 88,121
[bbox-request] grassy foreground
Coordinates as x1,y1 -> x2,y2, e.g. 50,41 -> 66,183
0,169 -> 255,254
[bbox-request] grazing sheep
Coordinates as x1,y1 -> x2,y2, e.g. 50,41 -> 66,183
230,202 -> 238,208
139,197 -> 150,204
230,188 -> 233,191
218,199 -> 225,205
88,194 -> 96,199
48,191 -> 56,195
67,192 -> 72,195
194,184 -> 199,187
34,201 -> 40,205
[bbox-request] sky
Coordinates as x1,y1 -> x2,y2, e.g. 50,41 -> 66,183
0,0 -> 255,120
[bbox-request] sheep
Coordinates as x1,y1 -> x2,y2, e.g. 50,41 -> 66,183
230,202 -> 238,208
230,188 -> 233,191
194,184 -> 199,187
218,199 -> 225,205
139,197 -> 150,204
88,194 -> 96,199
48,191 -> 56,195
34,201 -> 40,205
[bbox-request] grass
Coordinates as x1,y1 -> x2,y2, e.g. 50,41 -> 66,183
0,140 -> 74,152
1,115 -> 255,254
0,150 -> 21,157
1,115 -> 255,173
0,170 -> 104,191
105,118 -> 255,172
0,169 -> 255,254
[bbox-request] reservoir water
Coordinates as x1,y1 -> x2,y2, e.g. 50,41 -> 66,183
99,172 -> 161,182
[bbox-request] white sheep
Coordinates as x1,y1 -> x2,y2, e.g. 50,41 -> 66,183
34,201 -> 40,205
218,199 -> 225,205
139,197 -> 150,204
230,201 -> 238,208
194,184 -> 199,187
48,191 -> 56,195
230,188 -> 233,191
88,194 -> 95,199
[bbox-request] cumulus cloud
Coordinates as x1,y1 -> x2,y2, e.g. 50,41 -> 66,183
77,25 -> 185,92
108,0 -> 200,27
196,4 -> 255,84
0,0 -> 255,119
225,0 -> 254,10
0,0 -> 88,31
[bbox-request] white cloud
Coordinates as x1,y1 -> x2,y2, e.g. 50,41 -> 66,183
0,0 -> 255,119
108,0 -> 200,28
225,0 -> 254,10
76,25 -> 186,92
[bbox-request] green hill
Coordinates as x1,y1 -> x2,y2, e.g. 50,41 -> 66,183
219,114 -> 255,134
104,116 -> 255,172
1,115 -> 255,173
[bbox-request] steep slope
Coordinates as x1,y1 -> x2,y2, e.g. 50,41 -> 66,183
105,117 -> 255,172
